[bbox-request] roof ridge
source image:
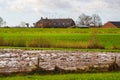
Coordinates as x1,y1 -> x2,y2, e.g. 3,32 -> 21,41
109,21 -> 120,22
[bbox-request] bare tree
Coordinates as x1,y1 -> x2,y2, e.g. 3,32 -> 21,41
0,17 -> 6,27
78,13 -> 92,26
25,23 -> 29,28
91,14 -> 102,27
19,22 -> 29,27
19,22 -> 26,27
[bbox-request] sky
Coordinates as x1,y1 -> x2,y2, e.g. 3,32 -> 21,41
0,0 -> 120,26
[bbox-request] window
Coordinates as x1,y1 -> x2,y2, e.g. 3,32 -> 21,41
62,23 -> 65,25
58,23 -> 61,25
54,23 -> 56,25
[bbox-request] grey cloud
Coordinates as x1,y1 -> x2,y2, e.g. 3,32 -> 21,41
102,0 -> 120,8
1,0 -> 120,25
37,0 -> 73,11
52,0 -> 72,9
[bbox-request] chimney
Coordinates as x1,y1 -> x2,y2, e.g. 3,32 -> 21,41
46,17 -> 48,20
41,17 -> 43,20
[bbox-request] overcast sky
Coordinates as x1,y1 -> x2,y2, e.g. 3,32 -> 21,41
0,0 -> 120,26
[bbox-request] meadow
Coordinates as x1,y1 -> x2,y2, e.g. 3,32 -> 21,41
0,28 -> 120,50
0,72 -> 120,80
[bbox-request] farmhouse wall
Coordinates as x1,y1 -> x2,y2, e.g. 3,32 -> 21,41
0,49 -> 120,74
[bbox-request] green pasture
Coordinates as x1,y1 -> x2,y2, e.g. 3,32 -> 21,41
0,72 -> 120,80
0,28 -> 120,50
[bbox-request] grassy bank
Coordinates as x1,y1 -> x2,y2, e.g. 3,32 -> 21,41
0,28 -> 120,50
0,72 -> 120,80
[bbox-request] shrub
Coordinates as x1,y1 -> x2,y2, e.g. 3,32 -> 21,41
109,62 -> 120,71
87,29 -> 105,49
4,39 -> 14,46
109,57 -> 120,71
0,36 -> 5,46
87,42 -> 105,49
55,41 -> 88,49
4,38 -> 26,47
27,37 -> 52,48
111,44 -> 119,50
13,38 -> 26,47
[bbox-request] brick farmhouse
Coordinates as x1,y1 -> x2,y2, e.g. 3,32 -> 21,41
35,18 -> 75,28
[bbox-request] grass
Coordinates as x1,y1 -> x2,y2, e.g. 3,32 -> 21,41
0,72 -> 120,80
1,47 -> 120,53
0,28 -> 120,50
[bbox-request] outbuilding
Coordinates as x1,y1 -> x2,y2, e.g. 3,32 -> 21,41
102,21 -> 120,28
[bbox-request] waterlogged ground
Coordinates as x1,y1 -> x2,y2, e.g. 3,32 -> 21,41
0,49 -> 120,73
0,72 -> 120,80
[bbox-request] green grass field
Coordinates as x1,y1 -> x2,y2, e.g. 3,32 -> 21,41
0,72 -> 120,80
0,28 -> 120,50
